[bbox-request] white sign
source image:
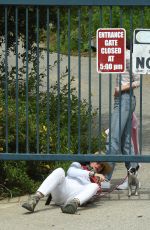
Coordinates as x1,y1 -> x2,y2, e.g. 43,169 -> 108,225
133,29 -> 150,74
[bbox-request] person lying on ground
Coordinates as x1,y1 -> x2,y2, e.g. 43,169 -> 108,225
22,160 -> 112,214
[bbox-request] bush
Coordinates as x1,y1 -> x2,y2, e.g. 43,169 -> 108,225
0,55 -> 107,197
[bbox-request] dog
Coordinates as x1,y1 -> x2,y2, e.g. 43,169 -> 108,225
128,165 -> 140,197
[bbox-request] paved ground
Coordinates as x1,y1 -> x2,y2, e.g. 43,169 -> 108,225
0,162 -> 150,230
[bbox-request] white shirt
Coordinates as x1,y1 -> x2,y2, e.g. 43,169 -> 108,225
66,162 -> 91,185
116,50 -> 140,87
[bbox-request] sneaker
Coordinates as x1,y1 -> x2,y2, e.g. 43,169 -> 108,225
101,181 -> 111,190
22,195 -> 40,212
61,200 -> 78,214
117,178 -> 128,190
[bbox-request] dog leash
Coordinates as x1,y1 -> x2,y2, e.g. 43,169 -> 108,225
94,175 -> 128,198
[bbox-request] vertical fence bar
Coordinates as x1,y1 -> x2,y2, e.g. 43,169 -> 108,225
46,7 -> 50,153
98,6 -> 102,153
36,7 -> 39,153
68,7 -> 71,153
88,6 -> 92,153
26,7 -> 29,153
118,6 -> 123,154
129,7 -> 133,154
139,76 -> 143,155
78,7 -> 81,154
15,7 -> 19,153
139,7 -> 144,155
4,7 -> 8,153
57,7 -> 60,153
108,6 -> 112,154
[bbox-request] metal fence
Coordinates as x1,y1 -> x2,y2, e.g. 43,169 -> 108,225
0,0 -> 150,162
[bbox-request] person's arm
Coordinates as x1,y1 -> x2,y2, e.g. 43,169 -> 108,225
67,162 -> 90,178
114,81 -> 139,94
67,162 -> 105,183
94,173 -> 105,182
114,50 -> 140,97
114,75 -> 140,97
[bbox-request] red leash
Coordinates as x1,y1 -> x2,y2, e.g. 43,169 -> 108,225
95,175 -> 128,198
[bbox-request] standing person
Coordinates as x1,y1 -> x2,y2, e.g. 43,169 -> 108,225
22,160 -> 112,214
104,40 -> 140,189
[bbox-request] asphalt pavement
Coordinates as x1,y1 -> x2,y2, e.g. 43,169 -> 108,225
0,162 -> 150,230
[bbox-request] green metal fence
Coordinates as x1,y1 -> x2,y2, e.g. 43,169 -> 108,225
0,0 -> 150,162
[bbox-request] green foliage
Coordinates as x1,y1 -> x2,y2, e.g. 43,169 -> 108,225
0,6 -> 149,54
0,44 -> 105,198
48,6 -> 150,53
0,161 -> 40,196
0,73 -> 99,154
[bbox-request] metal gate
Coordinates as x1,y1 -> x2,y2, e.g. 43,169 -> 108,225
0,0 -> 150,163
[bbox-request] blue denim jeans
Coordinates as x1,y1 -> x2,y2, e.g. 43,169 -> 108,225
106,93 -> 138,180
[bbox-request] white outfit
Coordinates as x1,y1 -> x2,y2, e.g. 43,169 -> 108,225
37,162 -> 99,205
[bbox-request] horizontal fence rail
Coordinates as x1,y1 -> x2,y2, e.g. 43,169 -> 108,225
0,1 -> 150,162
1,154 -> 150,162
0,0 -> 150,6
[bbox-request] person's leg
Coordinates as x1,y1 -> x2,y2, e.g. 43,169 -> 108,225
117,95 -> 139,190
122,121 -> 135,169
61,183 -> 99,214
117,124 -> 137,190
73,183 -> 99,205
22,168 -> 65,212
106,95 -> 131,180
105,134 -> 115,181
37,168 -> 65,196
121,95 -> 139,169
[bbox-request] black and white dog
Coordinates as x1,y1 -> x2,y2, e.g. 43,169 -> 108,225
128,165 -> 140,197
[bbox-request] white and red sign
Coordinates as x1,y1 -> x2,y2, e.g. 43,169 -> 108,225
96,28 -> 126,74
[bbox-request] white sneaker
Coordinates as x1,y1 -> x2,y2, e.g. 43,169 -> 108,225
117,178 -> 128,190
101,181 -> 111,189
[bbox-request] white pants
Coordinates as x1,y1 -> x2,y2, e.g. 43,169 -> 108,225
37,168 -> 99,205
